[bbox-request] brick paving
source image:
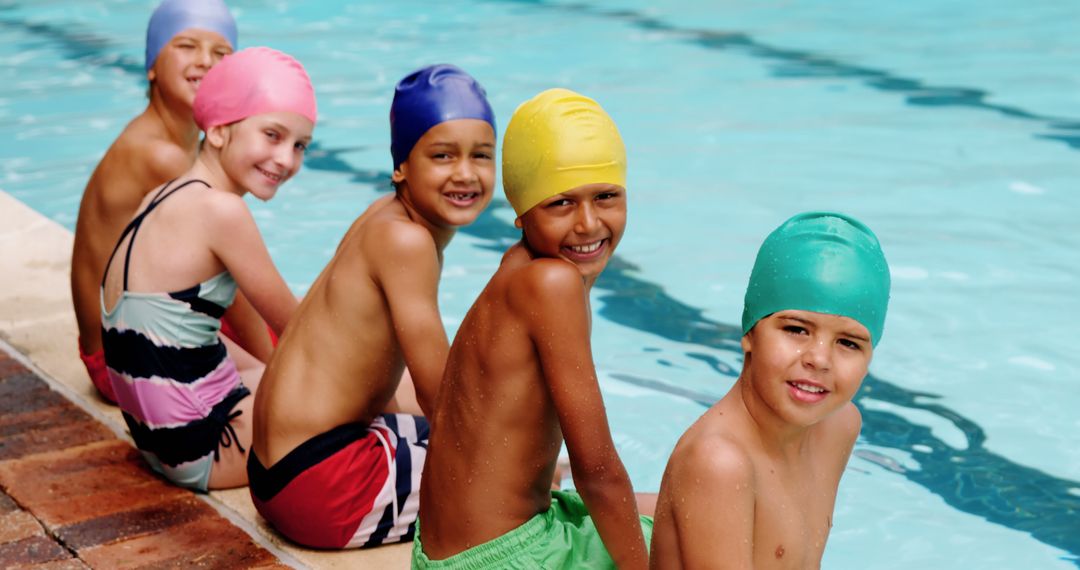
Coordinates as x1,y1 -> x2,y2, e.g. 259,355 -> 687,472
0,350 -> 288,569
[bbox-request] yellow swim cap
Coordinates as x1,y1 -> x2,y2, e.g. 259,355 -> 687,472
502,88 -> 626,217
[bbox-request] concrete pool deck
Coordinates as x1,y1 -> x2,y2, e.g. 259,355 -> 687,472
0,190 -> 411,569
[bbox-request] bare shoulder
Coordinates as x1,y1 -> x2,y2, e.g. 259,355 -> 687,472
672,423 -> 755,488
355,215 -> 441,295
381,216 -> 438,252
111,120 -> 190,184
197,187 -> 252,229
821,401 -> 862,447
365,216 -> 439,268
507,258 -> 585,310
658,410 -> 758,567
141,139 -> 190,181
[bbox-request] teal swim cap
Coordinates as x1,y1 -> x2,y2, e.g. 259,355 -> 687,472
741,212 -> 891,346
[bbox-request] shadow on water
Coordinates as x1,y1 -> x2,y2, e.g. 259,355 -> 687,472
0,16 -> 143,76
10,6 -> 1078,564
489,0 -> 1080,151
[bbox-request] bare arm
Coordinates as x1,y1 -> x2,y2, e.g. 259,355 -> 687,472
221,290 -> 275,362
207,196 -> 297,336
373,222 -> 449,417
670,438 -> 756,570
516,260 -> 648,570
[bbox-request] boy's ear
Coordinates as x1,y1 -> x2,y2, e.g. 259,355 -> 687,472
740,332 -> 753,355
146,68 -> 156,83
204,124 -> 229,149
391,163 -> 407,184
513,217 -> 523,229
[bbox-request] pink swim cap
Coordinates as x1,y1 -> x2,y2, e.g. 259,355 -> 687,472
193,47 -> 317,130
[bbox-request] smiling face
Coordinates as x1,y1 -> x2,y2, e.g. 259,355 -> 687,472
147,28 -> 233,107
741,310 -> 873,428
208,111 -> 314,200
516,182 -> 627,280
392,118 -> 496,230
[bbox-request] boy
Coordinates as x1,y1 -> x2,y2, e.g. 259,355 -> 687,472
414,88 -> 651,570
649,212 -> 891,569
248,64 -> 496,549
70,0 -> 271,403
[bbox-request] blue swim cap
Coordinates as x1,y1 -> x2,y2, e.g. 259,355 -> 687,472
742,212 -> 891,346
145,0 -> 238,73
390,64 -> 496,170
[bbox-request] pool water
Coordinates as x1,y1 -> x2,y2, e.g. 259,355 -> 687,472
2,1 -> 1078,566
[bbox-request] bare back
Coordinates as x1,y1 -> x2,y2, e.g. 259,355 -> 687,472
72,110 -> 194,353
253,194 -> 450,465
418,244 -> 566,557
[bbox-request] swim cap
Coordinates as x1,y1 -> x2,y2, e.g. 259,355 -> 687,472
193,47 -> 317,131
390,64 -> 496,169
145,0 -> 237,73
742,212 -> 891,346
502,88 -> 626,217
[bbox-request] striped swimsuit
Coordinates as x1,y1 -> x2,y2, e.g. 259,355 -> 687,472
100,179 -> 249,492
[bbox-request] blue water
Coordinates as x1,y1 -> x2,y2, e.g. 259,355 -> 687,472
2,1 -> 1078,566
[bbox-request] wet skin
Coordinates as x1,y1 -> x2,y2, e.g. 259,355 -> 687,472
419,183 -> 649,570
650,310 -> 871,569
252,118 -> 495,467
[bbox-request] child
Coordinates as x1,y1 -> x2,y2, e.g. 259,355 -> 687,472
413,88 -> 651,570
71,0 -> 273,404
100,47 -> 313,491
649,212 -> 891,569
247,64 -> 496,549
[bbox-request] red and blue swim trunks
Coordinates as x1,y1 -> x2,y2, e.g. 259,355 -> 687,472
248,414 -> 429,549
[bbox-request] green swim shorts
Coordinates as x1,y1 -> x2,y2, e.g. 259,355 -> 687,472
412,490 -> 653,569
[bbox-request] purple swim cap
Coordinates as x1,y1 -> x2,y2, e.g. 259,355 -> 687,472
145,0 -> 238,73
390,64 -> 496,169
193,47 -> 317,131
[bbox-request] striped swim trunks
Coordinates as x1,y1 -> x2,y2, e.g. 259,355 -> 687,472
248,414 -> 429,549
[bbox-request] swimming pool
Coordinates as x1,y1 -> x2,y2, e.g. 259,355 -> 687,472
2,0 -> 1077,566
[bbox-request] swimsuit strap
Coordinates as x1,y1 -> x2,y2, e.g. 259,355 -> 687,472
101,178 -> 176,288
100,178 -> 211,290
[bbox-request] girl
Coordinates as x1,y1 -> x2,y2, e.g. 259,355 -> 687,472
100,47 -> 315,491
